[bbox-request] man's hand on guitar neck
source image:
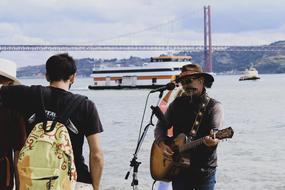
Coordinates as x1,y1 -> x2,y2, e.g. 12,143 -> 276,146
203,136 -> 219,147
158,141 -> 174,161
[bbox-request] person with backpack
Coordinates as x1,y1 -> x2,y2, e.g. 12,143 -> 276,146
0,53 -> 104,190
0,59 -> 26,190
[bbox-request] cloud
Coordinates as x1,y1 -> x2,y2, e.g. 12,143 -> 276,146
2,0 -> 284,42
1,0 -> 285,66
212,24 -> 285,45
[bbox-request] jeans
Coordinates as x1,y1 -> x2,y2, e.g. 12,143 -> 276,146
172,170 -> 216,190
157,181 -> 171,190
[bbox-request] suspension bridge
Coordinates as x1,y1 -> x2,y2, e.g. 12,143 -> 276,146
1,44 -> 285,52
1,6 -> 285,72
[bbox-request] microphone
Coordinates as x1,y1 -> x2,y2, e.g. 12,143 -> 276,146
150,82 -> 175,93
150,106 -> 170,127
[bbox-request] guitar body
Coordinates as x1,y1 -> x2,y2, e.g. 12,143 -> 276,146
150,127 -> 234,181
150,134 -> 190,181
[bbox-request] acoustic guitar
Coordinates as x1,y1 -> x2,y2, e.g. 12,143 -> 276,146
150,127 -> 234,181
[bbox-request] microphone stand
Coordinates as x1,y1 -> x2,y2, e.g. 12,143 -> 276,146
125,90 -> 165,189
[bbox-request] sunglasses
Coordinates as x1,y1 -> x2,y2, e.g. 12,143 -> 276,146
180,76 -> 201,85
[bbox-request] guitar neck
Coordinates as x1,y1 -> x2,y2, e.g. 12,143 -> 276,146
177,127 -> 234,153
179,138 -> 204,153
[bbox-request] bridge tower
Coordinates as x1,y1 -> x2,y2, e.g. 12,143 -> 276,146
204,5 -> 212,73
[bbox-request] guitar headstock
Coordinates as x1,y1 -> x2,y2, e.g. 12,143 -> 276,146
214,127 -> 234,140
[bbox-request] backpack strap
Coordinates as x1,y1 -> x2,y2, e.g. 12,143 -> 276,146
37,86 -> 50,131
33,86 -> 86,133
30,86 -> 48,129
58,94 -> 86,122
53,94 -> 86,134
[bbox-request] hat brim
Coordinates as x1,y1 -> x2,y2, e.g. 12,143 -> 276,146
0,71 -> 21,85
176,72 -> 214,83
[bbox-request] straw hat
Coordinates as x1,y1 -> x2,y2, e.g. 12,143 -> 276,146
176,64 -> 214,88
0,58 -> 21,85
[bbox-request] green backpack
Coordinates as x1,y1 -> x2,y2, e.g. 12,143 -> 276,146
18,88 -> 84,190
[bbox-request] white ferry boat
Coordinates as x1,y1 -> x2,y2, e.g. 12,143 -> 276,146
88,55 -> 192,90
239,68 -> 261,81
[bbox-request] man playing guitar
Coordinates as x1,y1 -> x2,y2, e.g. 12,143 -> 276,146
154,64 -> 224,190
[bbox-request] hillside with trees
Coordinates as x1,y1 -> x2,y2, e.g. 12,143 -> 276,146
17,41 -> 285,78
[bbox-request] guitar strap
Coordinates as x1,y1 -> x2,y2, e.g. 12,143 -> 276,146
189,95 -> 211,139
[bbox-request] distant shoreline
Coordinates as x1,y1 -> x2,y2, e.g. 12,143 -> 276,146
17,73 -> 285,80
18,75 -> 89,79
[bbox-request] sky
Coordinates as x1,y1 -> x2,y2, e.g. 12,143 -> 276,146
1,0 -> 285,67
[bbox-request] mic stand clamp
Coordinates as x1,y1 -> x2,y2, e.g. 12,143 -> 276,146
130,157 -> 140,187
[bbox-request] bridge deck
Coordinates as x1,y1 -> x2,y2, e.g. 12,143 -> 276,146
1,45 -> 285,52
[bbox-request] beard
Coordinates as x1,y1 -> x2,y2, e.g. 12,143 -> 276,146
184,88 -> 197,96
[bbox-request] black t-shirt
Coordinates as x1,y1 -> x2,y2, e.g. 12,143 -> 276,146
0,85 -> 103,183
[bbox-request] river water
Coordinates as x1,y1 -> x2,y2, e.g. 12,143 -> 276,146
21,74 -> 285,190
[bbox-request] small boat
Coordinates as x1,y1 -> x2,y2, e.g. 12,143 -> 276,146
88,55 -> 192,90
239,68 -> 260,81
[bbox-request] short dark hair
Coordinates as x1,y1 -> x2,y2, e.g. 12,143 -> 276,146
46,53 -> 77,82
